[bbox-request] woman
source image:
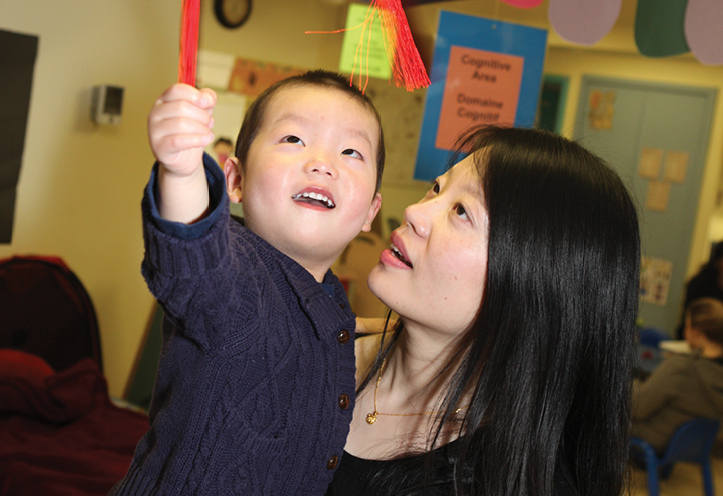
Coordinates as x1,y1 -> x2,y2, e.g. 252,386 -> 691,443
634,297 -> 723,452
327,126 -> 641,496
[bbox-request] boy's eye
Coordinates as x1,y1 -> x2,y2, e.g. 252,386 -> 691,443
282,135 -> 304,145
341,148 -> 362,159
454,204 -> 468,220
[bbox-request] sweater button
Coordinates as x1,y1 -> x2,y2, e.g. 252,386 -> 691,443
327,455 -> 339,470
337,329 -> 351,344
338,393 -> 350,410
339,303 -> 346,310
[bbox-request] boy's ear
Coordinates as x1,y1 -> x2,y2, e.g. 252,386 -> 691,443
223,157 -> 243,203
361,193 -> 382,233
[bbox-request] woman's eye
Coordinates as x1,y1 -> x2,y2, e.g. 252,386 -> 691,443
282,135 -> 304,145
454,204 -> 468,220
341,148 -> 362,159
432,181 -> 440,194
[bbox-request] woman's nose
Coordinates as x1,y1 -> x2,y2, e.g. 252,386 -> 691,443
404,201 -> 432,237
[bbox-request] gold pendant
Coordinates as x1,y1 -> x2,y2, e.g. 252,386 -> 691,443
366,411 -> 378,424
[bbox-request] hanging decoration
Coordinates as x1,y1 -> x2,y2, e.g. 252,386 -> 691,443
634,0 -> 688,57
548,0 -> 622,46
685,0 -> 723,65
179,0 -> 201,85
400,0 -> 453,6
375,0 -> 430,90
308,0 -> 430,91
338,3 -> 392,90
186,0 -> 723,94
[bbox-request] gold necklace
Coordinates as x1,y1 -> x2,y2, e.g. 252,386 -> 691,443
366,355 -> 469,425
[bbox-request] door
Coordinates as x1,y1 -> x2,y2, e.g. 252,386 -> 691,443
575,76 -> 716,334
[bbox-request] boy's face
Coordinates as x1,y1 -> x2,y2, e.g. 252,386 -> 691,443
225,85 -> 382,281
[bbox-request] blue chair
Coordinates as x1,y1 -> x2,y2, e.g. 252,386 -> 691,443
638,327 -> 671,348
631,417 -> 720,496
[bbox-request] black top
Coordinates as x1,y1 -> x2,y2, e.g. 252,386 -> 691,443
326,438 -> 579,496
326,439 -> 460,496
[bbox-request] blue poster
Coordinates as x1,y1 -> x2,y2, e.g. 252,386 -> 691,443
414,11 -> 548,181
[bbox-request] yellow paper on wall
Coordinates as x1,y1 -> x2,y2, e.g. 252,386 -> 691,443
338,3 -> 392,81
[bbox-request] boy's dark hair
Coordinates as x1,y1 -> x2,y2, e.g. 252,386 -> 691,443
234,69 -> 385,192
687,297 -> 723,346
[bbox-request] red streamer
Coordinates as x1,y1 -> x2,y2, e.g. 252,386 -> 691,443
306,0 -> 430,92
178,0 -> 201,86
374,0 -> 430,91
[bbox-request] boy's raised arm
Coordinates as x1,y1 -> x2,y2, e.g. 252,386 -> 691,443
148,84 -> 217,224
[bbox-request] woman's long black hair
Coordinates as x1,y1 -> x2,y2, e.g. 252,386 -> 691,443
358,126 -> 640,496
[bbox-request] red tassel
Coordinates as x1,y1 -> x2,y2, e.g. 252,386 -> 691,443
178,0 -> 201,86
305,0 -> 429,92
374,0 -> 430,91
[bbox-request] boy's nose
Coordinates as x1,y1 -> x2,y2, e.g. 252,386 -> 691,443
305,157 -> 338,179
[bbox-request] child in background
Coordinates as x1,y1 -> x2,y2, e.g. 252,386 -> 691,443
634,297 -> 723,452
110,70 -> 384,495
212,136 -> 233,165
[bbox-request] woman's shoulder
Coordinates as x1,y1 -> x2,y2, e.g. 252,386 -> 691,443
354,333 -> 383,386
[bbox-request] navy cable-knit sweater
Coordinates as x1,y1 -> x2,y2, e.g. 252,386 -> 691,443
110,156 -> 357,495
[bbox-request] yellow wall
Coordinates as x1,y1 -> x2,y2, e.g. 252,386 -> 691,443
199,0 -> 347,69
2,0 -> 722,396
0,1 -> 183,396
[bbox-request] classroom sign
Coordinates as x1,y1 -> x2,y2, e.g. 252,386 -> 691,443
414,12 -> 548,181
435,47 -> 524,150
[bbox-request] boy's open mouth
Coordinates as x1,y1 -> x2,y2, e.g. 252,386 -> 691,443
292,192 -> 335,209
391,244 -> 413,268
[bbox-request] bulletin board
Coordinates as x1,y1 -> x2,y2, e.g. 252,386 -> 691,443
414,11 -> 548,181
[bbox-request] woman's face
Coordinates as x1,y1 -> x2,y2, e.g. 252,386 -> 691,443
368,155 -> 489,335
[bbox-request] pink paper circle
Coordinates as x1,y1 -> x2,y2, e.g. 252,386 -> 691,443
549,0 -> 623,46
685,0 -> 723,65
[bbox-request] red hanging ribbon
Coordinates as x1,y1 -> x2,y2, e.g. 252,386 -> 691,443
374,0 -> 430,91
306,0 -> 430,92
178,0 -> 201,85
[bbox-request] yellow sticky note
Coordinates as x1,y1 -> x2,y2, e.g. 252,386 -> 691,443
338,3 -> 392,81
663,150 -> 689,184
638,147 -> 663,180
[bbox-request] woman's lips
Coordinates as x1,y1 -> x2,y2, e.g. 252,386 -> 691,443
382,231 -> 413,269
380,248 -> 413,269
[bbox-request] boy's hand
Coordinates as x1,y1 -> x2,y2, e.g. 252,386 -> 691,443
148,84 -> 217,223
149,84 -> 216,176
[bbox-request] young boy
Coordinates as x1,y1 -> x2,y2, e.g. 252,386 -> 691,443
633,297 -> 723,451
110,70 -> 384,495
